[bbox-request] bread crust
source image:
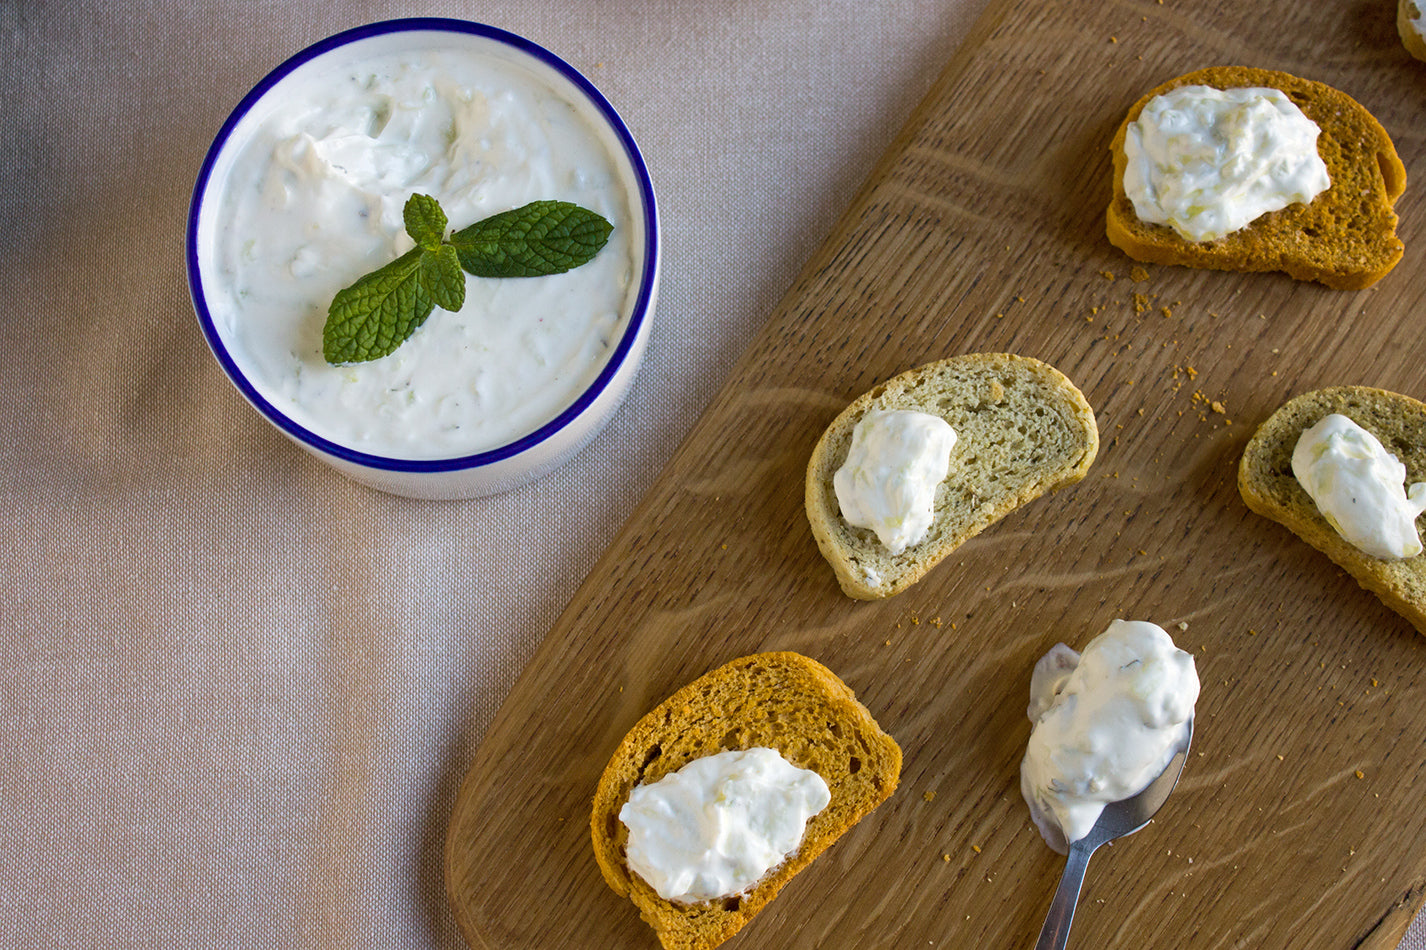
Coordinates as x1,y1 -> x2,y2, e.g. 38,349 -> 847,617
1106,67 -> 1406,289
1401,0 -> 1426,61
805,353 -> 1098,599
1238,386 -> 1426,634
590,652 -> 901,950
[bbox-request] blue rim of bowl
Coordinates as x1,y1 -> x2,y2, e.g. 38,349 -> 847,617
186,17 -> 659,474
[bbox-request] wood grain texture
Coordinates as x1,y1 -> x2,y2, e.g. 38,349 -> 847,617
446,0 -> 1426,947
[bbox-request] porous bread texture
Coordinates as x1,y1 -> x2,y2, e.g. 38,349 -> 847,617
1402,0 -> 1426,61
1238,386 -> 1426,634
1106,66 -> 1406,289
805,353 -> 1099,600
590,652 -> 901,950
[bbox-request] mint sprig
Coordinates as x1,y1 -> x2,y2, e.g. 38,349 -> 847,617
403,193 -> 449,250
322,195 -> 612,364
451,200 -> 614,278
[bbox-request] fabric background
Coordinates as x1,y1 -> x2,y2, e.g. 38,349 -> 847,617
2,1 -> 1422,947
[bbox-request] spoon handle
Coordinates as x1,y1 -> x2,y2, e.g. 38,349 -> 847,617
1032,840 -> 1095,950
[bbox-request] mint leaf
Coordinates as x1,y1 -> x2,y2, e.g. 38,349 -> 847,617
322,196 -> 613,364
404,193 -> 448,251
323,248 -> 435,363
451,200 -> 613,278
419,244 -> 465,313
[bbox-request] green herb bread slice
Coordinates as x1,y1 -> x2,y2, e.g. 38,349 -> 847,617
1106,66 -> 1406,290
590,652 -> 901,950
805,353 -> 1099,600
1238,386 -> 1426,633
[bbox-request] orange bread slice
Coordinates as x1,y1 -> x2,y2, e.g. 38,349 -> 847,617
1401,0 -> 1426,61
1107,67 -> 1406,289
1238,386 -> 1426,633
590,652 -> 901,950
805,353 -> 1098,599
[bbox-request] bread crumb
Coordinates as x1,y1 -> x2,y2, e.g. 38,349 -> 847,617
1100,270 -> 1116,281
1130,266 -> 1150,281
1177,621 -> 1188,631
943,854 -> 951,862
923,790 -> 936,802
972,844 -> 982,853
1355,770 -> 1365,779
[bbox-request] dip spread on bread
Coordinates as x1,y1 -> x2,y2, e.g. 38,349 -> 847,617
1122,85 -> 1329,242
1292,413 -> 1426,559
1402,0 -> 1426,60
833,409 -> 957,554
1020,620 -> 1199,853
618,747 -> 831,903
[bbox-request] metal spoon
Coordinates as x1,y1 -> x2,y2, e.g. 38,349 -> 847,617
1032,718 -> 1193,950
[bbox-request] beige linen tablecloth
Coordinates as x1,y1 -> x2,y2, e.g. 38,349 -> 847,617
3,2 -> 1424,948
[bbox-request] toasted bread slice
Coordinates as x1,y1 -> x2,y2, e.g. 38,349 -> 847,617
1239,386 -> 1426,633
805,353 -> 1098,600
1402,0 -> 1426,61
1106,67 -> 1406,290
590,652 -> 901,950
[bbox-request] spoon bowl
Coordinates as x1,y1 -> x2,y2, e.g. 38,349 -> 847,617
1033,717 -> 1193,950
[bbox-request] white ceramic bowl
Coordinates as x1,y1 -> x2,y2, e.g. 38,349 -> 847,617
187,18 -> 658,499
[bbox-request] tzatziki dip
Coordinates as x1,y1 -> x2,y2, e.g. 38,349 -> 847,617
1020,619 -> 1199,853
205,42 -> 640,459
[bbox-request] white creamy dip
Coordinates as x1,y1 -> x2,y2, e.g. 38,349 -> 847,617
1020,620 -> 1198,853
208,47 -> 638,459
619,747 -> 831,904
1123,85 -> 1329,242
1292,413 -> 1426,559
833,409 -> 957,554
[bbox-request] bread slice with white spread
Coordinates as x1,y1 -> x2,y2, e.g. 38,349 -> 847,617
1238,386 -> 1426,634
1401,0 -> 1426,61
1106,66 -> 1406,289
805,353 -> 1099,600
590,651 -> 901,950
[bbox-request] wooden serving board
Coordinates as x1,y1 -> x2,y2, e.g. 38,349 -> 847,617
446,0 -> 1426,947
